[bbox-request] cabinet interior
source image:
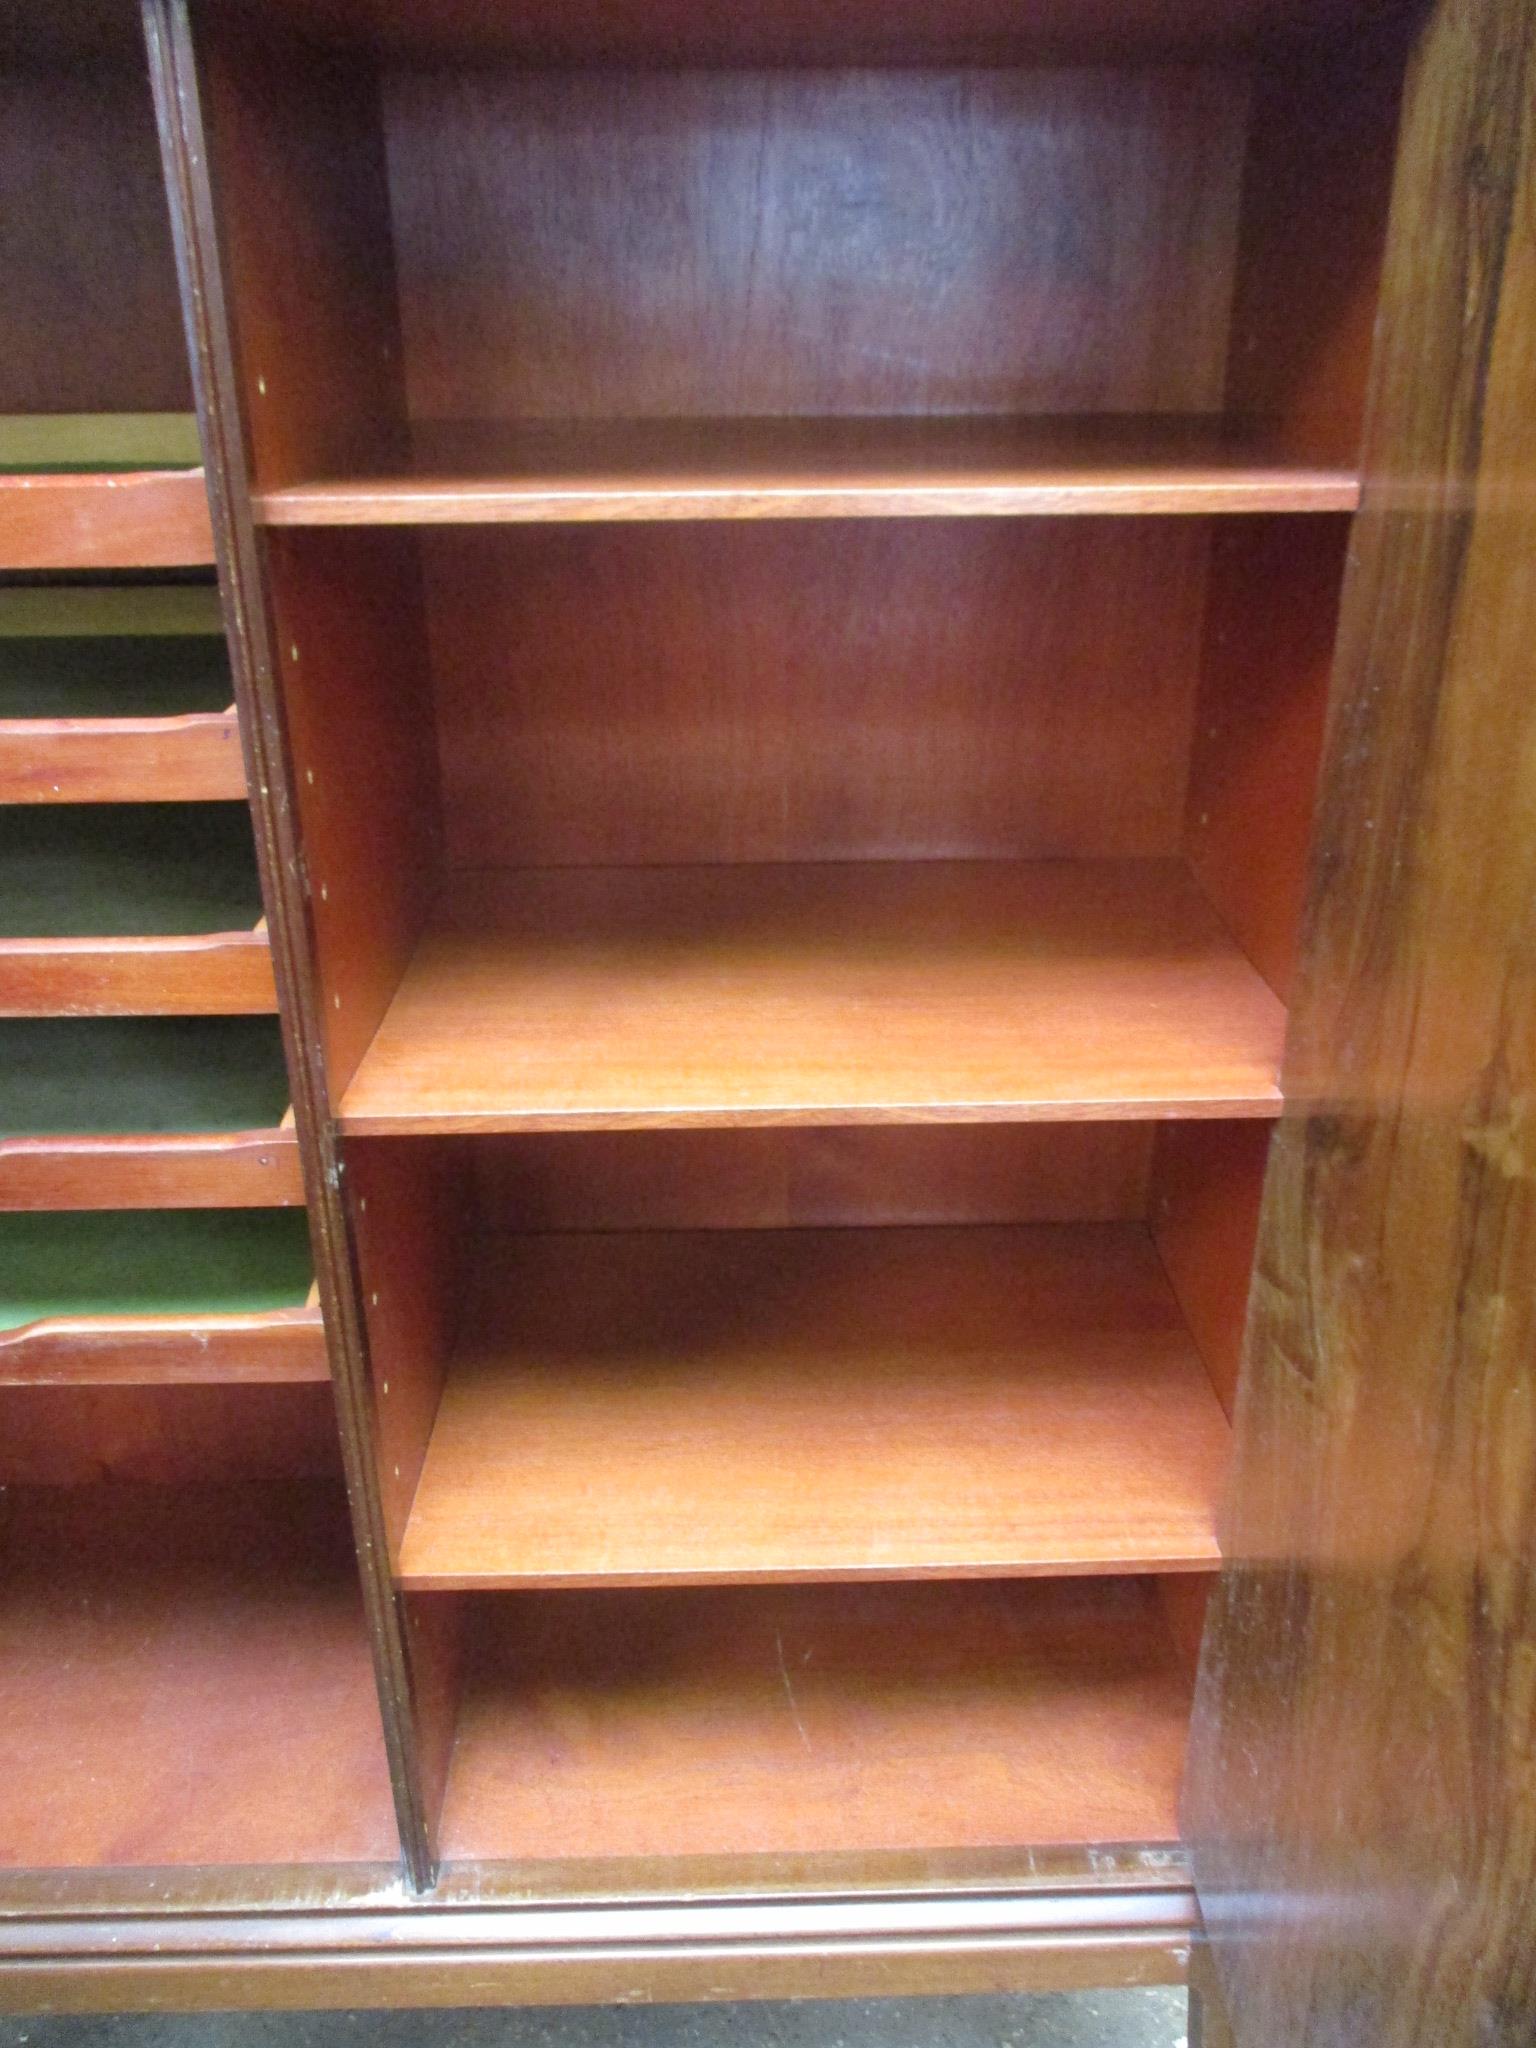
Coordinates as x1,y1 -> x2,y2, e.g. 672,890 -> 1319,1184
7,0 -> 1420,1894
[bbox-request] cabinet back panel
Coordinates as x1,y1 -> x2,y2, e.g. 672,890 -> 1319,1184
427,519 -> 1208,868
0,63 -> 189,415
384,65 -> 1249,423
461,1124 -> 1155,1233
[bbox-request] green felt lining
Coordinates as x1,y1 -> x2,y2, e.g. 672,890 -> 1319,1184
0,1017 -> 289,1137
0,804 -> 263,937
0,637 -> 231,719
0,1208 -> 315,1330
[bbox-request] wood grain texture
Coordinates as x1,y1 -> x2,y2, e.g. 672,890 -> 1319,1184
339,861 -> 1288,1133
425,521 -> 1208,868
0,1128 -> 303,1210
196,10 -> 409,490
0,469 -> 214,570
384,67 -> 1244,424
1186,5 -> 1536,2045
398,1224 -> 1229,1589
0,1482 -> 398,1868
0,709 -> 245,803
0,927 -> 276,1016
464,1125 -> 1154,1233
0,1306 -> 327,1385
148,0 -> 442,1887
0,65 -> 189,415
0,1867 -> 1196,2010
439,1576 -> 1191,1862
258,417 -> 1359,526
264,528 -> 441,1093
1148,1119 -> 1270,1417
218,0 -> 1413,64
1182,516 -> 1348,1000
0,1382 -> 342,1486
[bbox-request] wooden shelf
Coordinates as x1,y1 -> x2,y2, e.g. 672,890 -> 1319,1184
0,1482 -> 398,1868
399,1223 -> 1229,1589
256,416 -> 1360,528
0,415 -> 213,571
341,860 -> 1287,1134
0,1016 -> 301,1209
0,1209 -> 325,1384
0,804 -> 276,1015
439,1575 -> 1190,1862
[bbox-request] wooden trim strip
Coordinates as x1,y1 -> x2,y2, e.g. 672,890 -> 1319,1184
0,926 -> 278,1015
0,1303 -> 328,1384
0,1879 -> 1196,2012
0,710 -> 246,803
0,469 -> 216,571
0,1127 -> 303,1210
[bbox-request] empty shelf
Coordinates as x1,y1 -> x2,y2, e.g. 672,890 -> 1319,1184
0,1208 -> 325,1383
256,415 -> 1360,527
439,1575 -> 1191,1863
0,1481 -> 397,1868
399,1223 -> 1230,1589
0,1017 -> 301,1208
341,860 -> 1287,1133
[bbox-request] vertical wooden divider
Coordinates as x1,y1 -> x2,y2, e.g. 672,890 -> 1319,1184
142,0 -> 438,1889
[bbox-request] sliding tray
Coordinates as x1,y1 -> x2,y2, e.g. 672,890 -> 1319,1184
0,1208 -> 325,1382
0,803 -> 277,1014
0,1016 -> 301,1208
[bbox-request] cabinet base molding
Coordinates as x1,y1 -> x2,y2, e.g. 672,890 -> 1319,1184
0,1856 -> 1195,2012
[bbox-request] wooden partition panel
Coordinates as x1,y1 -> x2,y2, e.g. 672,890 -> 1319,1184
146,0 -> 437,1886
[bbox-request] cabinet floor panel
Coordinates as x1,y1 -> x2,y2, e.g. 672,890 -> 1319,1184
341,860 -> 1286,1133
0,1482 -> 398,1868
257,415 -> 1359,527
399,1223 -> 1230,1588
440,1576 -> 1189,1862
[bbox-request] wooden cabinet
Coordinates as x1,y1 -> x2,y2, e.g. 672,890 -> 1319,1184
2,0 -> 1532,2039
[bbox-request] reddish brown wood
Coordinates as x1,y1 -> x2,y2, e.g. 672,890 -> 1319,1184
439,1577 -> 1192,1863
0,63 -> 189,415
0,926 -> 277,1016
262,530 -> 440,1092
397,1223 -> 1229,1589
0,469 -> 215,571
185,0 -> 1411,64
0,1128 -> 304,1210
257,418 -> 1359,527
0,1482 -> 398,1868
1188,5 -> 1536,2043
464,1125 -> 1155,1232
0,1382 -> 342,1486
384,69 -> 1245,425
339,862 -> 1288,1134
0,709 -> 245,803
1148,1120 -> 1271,1416
1183,518 -> 1348,1000
426,521 -> 1209,869
0,1305 -> 327,1385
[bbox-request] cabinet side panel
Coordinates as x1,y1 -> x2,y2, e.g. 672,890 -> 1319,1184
1186,5 -> 1536,2046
